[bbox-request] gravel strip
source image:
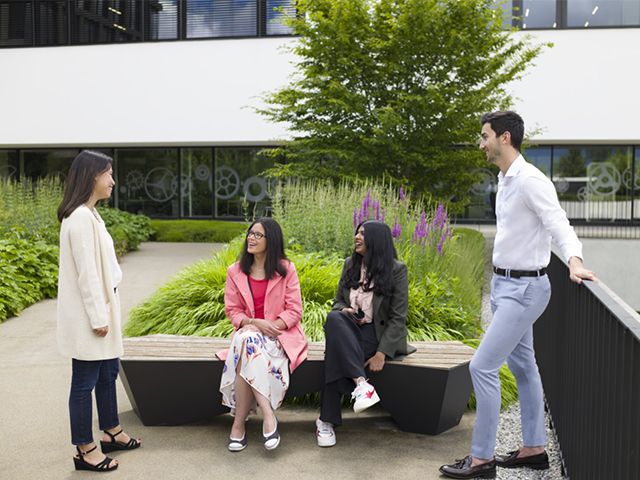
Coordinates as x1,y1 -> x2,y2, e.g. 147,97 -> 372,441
480,238 -> 565,479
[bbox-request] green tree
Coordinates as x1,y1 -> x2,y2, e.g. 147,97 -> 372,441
257,0 -> 547,210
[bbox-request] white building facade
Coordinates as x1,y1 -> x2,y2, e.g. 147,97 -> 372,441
1,0 -> 639,221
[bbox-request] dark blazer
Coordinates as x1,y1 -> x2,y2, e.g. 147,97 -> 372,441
332,257 -> 416,359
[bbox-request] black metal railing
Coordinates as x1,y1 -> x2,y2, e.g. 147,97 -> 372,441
534,246 -> 640,480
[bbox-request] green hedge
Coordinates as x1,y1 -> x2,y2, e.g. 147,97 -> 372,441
0,238 -> 59,321
150,219 -> 248,243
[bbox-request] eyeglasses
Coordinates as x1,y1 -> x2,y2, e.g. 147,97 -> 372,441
247,230 -> 266,240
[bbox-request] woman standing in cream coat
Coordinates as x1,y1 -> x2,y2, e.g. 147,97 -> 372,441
57,151 -> 140,472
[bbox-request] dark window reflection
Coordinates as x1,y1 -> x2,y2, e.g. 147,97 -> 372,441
21,149 -> 78,181
0,1 -> 33,46
523,147 -> 552,177
0,150 -> 19,179
116,149 -> 178,217
568,0 -> 640,27
181,148 -> 213,217
215,148 -> 275,218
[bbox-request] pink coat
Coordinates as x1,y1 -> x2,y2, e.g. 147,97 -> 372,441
216,260 -> 308,372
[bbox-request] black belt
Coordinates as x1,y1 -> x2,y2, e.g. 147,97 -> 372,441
493,267 -> 547,278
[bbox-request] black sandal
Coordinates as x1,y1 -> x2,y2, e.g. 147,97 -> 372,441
100,429 -> 141,453
73,445 -> 118,472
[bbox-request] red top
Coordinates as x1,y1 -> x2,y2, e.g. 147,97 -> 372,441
249,277 -> 269,319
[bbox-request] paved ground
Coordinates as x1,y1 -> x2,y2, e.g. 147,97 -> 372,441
0,242 -> 476,480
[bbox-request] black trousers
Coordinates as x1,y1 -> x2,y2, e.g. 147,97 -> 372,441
320,310 -> 378,426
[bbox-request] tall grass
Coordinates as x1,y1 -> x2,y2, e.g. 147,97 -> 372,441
0,176 -> 64,244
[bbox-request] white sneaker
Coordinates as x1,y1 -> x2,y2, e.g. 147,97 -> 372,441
351,380 -> 380,413
316,418 -> 336,447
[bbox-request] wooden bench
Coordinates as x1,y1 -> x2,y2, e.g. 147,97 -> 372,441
120,334 -> 475,435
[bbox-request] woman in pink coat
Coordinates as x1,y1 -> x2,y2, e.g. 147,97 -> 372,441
218,218 -> 307,452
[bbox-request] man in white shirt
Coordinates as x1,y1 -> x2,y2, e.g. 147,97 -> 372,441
440,111 -> 597,479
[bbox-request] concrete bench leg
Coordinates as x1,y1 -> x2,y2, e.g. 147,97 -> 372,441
369,363 -> 473,435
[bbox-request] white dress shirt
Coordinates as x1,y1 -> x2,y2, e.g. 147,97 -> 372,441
493,155 -> 583,271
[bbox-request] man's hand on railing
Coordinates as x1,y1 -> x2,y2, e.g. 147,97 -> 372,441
569,256 -> 598,284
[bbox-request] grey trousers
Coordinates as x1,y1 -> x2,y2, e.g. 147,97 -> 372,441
470,273 -> 551,459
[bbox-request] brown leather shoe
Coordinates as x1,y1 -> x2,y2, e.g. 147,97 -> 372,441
439,455 -> 496,479
495,449 -> 549,470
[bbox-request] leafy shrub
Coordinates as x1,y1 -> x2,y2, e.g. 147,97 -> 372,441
0,177 -> 151,321
150,219 -> 248,243
97,206 -> 153,254
0,238 -> 59,322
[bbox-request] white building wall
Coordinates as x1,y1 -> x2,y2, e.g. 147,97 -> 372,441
0,28 -> 639,147
511,28 -> 640,144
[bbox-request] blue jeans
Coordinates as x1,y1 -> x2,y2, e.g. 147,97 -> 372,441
69,358 -> 120,446
469,274 -> 551,459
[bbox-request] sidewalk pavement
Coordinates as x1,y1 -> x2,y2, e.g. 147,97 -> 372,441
0,242 -> 475,480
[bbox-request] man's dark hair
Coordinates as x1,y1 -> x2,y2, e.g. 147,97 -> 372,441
480,110 -> 524,152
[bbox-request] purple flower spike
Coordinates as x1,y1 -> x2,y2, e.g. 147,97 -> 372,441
400,187 -> 406,202
392,216 -> 402,240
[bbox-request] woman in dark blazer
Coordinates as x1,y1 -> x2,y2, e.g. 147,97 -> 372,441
315,220 -> 415,447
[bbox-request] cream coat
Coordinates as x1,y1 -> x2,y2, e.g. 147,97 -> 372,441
57,205 -> 123,360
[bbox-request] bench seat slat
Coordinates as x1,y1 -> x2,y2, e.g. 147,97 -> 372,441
122,334 -> 475,369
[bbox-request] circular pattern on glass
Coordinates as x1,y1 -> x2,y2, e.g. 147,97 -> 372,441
144,167 -> 176,203
553,177 -> 569,193
243,176 -> 268,202
125,170 -> 144,191
577,186 -> 590,202
622,166 -> 640,191
587,163 -> 621,197
215,166 -> 240,199
195,164 -> 210,181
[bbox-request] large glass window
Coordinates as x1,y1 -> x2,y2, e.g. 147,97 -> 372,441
553,146 -> 633,220
520,0 -> 557,29
568,0 -> 640,28
186,0 -> 258,38
214,148 -> 276,218
116,148 -> 179,217
71,0 -> 143,44
180,148 -> 213,217
266,0 -> 294,35
149,0 -> 178,40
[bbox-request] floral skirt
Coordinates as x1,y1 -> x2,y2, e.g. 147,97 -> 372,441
219,325 -> 290,412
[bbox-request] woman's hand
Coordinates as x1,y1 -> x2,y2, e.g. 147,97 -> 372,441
251,319 -> 282,337
93,326 -> 109,337
342,308 -> 367,326
365,351 -> 386,372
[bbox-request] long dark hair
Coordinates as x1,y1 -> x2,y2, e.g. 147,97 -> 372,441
57,150 -> 113,222
239,218 -> 288,279
343,220 -> 397,296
